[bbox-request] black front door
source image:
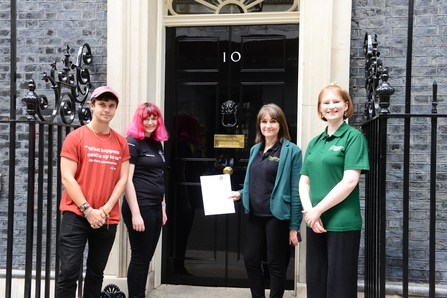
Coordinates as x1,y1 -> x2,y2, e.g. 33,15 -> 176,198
163,24 -> 299,288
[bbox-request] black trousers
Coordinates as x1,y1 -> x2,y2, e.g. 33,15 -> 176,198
244,214 -> 290,298
56,212 -> 117,298
122,204 -> 162,298
306,227 -> 361,298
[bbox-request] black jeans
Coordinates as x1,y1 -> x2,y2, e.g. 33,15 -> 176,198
306,227 -> 361,298
122,204 -> 162,298
244,214 -> 290,298
56,211 -> 117,298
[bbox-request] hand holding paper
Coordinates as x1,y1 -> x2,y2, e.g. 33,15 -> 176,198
229,191 -> 241,201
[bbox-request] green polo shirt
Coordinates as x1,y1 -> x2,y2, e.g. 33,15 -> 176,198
300,122 -> 370,231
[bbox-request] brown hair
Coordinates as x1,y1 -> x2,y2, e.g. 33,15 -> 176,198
317,84 -> 354,121
255,103 -> 291,144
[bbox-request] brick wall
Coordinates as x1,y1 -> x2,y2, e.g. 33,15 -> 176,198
350,0 -> 447,286
0,0 -> 108,270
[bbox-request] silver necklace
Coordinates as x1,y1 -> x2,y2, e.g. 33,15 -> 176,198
91,128 -> 112,142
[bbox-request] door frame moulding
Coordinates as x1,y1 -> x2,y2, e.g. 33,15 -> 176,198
107,1 -> 352,295
164,12 -> 300,27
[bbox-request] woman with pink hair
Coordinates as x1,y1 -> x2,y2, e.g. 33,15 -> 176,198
123,102 -> 169,298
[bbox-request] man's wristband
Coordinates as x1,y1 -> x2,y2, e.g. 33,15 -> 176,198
84,208 -> 93,218
101,207 -> 109,219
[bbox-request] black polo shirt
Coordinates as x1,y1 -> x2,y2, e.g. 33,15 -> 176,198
124,136 -> 166,207
249,141 -> 282,216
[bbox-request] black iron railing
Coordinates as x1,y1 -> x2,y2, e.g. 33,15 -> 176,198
362,32 -> 447,298
5,43 -> 97,298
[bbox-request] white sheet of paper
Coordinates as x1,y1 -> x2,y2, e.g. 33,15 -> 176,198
200,174 -> 235,216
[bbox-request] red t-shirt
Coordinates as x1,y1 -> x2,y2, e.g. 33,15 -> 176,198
59,125 -> 130,224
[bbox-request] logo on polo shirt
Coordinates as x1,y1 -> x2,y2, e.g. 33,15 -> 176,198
268,156 -> 280,162
329,145 -> 344,151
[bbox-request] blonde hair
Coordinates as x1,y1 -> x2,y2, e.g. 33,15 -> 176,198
317,84 -> 354,121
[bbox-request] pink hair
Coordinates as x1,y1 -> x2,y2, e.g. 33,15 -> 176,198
126,103 -> 169,141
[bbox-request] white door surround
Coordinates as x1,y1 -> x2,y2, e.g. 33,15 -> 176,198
106,1 -> 352,296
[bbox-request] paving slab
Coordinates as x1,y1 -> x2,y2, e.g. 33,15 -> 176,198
147,284 -> 296,298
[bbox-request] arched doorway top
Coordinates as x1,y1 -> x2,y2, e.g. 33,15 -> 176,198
164,0 -> 300,27
166,0 -> 299,15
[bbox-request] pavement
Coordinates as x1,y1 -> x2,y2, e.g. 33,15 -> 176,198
147,284 -> 296,298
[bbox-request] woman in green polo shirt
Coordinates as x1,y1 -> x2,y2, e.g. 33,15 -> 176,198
299,84 -> 370,298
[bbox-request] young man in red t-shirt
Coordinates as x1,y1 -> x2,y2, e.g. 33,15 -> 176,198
56,86 -> 130,298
